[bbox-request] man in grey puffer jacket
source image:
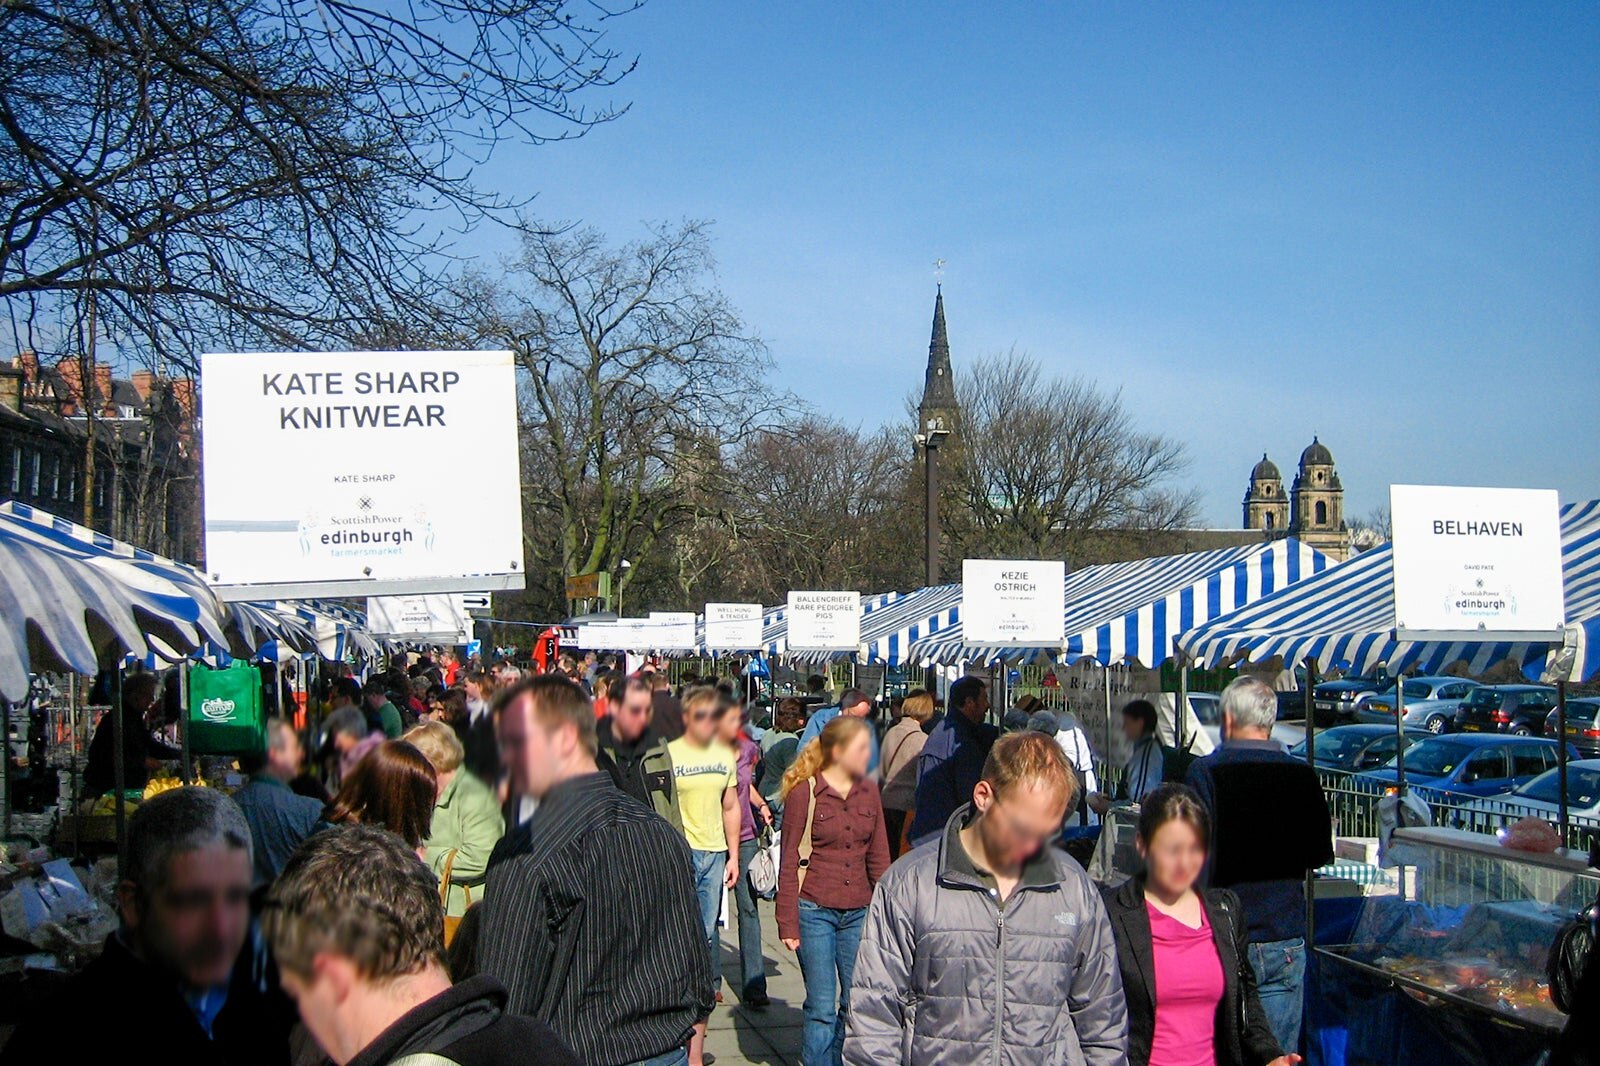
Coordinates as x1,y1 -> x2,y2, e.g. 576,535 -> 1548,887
846,731 -> 1128,1066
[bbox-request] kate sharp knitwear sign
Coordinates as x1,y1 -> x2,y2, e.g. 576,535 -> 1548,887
200,350 -> 524,594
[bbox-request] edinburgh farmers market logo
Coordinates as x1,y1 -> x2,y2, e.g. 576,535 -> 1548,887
298,496 -> 437,560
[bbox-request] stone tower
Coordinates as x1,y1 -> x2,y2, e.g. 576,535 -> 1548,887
1242,454 -> 1290,534
917,287 -> 959,438
1289,436 -> 1351,560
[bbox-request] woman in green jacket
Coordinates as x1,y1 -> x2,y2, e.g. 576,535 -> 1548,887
404,720 -> 506,916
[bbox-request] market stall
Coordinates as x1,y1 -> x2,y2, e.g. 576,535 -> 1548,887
1175,497 -> 1600,1063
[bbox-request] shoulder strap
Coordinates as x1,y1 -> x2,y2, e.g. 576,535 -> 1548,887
796,777 -> 819,896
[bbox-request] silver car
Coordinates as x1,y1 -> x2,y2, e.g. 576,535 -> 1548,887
1355,677 -> 1480,734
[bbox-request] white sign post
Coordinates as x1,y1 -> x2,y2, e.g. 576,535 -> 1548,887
200,350 -> 525,600
963,559 -> 1067,647
366,594 -> 471,644
705,603 -> 765,651
786,592 -> 861,654
1390,485 -> 1566,640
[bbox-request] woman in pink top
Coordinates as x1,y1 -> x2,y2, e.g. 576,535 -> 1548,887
1104,785 -> 1299,1066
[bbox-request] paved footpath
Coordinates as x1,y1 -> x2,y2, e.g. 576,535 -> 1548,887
705,900 -> 809,1065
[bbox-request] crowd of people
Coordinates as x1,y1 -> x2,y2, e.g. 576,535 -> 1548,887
9,656 -> 1596,1066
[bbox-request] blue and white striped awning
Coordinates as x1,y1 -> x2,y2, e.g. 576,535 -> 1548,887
274,599 -> 381,661
0,502 -> 233,700
909,539 -> 1334,668
1177,500 -> 1600,681
787,583 -> 964,667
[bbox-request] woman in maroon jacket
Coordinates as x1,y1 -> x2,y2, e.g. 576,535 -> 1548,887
777,715 -> 890,1066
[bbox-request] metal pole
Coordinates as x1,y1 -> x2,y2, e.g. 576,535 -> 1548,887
1557,679 -> 1569,845
1394,674 -> 1408,798
1177,657 -> 1189,750
111,666 -> 126,880
924,439 -> 939,587
179,662 -> 192,785
69,674 -> 82,862
1303,660 -> 1318,767
1103,662 -> 1113,763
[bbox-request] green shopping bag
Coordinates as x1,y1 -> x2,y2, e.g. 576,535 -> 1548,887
187,662 -> 265,756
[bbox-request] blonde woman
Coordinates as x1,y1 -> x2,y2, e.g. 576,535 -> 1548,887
878,690 -> 935,858
403,720 -> 505,916
777,716 -> 891,1066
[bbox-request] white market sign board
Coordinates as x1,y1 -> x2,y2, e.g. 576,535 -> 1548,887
648,612 -> 699,649
704,602 -> 764,651
201,350 -> 525,599
1390,484 -> 1565,640
366,594 -> 471,642
786,591 -> 861,653
577,616 -> 694,651
963,559 -> 1067,647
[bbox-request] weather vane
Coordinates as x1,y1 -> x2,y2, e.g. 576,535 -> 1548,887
933,258 -> 946,284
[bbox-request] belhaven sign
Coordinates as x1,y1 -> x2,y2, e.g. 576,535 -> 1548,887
201,350 -> 525,600
1390,484 -> 1566,640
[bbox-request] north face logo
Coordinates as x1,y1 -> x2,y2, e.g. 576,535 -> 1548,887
1054,912 -> 1078,927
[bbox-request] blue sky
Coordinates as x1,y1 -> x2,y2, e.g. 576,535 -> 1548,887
474,1 -> 1599,527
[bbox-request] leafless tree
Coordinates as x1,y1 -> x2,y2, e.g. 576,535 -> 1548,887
948,349 -> 1198,560
724,419 -> 922,599
0,0 -> 641,368
464,220 -> 786,617
1349,504 -> 1392,552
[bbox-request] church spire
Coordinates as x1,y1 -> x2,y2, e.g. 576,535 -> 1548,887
919,286 -> 957,426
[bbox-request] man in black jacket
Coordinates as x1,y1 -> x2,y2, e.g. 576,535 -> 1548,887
478,675 -> 713,1066
1186,676 -> 1333,1058
1,788 -> 291,1065
262,825 -> 577,1066
596,675 -> 681,830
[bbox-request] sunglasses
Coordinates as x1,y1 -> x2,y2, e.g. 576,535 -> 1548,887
689,710 -> 722,722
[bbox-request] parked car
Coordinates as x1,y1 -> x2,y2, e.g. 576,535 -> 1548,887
1355,677 -> 1481,734
1312,676 -> 1386,725
1355,735 -> 1575,798
1453,684 -> 1559,736
1493,758 -> 1600,822
1545,698 -> 1600,758
1288,724 -> 1430,774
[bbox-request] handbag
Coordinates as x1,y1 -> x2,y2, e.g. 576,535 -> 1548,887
748,825 -> 781,900
1547,892 -> 1597,1014
438,848 -> 474,948
187,661 -> 266,756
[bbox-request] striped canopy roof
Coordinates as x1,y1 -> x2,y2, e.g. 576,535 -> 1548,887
0,502 -> 233,700
1176,499 -> 1600,681
909,538 -> 1333,668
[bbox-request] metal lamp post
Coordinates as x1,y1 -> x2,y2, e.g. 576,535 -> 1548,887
920,421 -> 948,587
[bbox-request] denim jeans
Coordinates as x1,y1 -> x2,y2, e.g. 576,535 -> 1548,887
795,899 -> 866,1066
1247,935 -> 1307,1055
689,848 -> 725,995
734,837 -> 767,997
623,1050 -> 688,1066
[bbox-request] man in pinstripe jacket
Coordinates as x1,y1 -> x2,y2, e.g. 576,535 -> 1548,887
477,675 -> 714,1066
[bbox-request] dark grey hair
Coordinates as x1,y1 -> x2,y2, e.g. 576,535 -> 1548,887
125,787 -> 252,896
1220,675 -> 1278,732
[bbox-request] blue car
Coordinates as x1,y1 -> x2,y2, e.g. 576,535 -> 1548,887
1354,734 -> 1578,798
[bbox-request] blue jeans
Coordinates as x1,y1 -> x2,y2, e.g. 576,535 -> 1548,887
624,1050 -> 688,1066
1248,935 -> 1307,1055
734,837 -> 767,997
795,899 -> 866,1066
689,849 -> 725,994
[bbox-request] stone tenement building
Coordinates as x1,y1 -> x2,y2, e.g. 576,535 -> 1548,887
1242,437 -> 1352,561
0,351 -> 200,562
